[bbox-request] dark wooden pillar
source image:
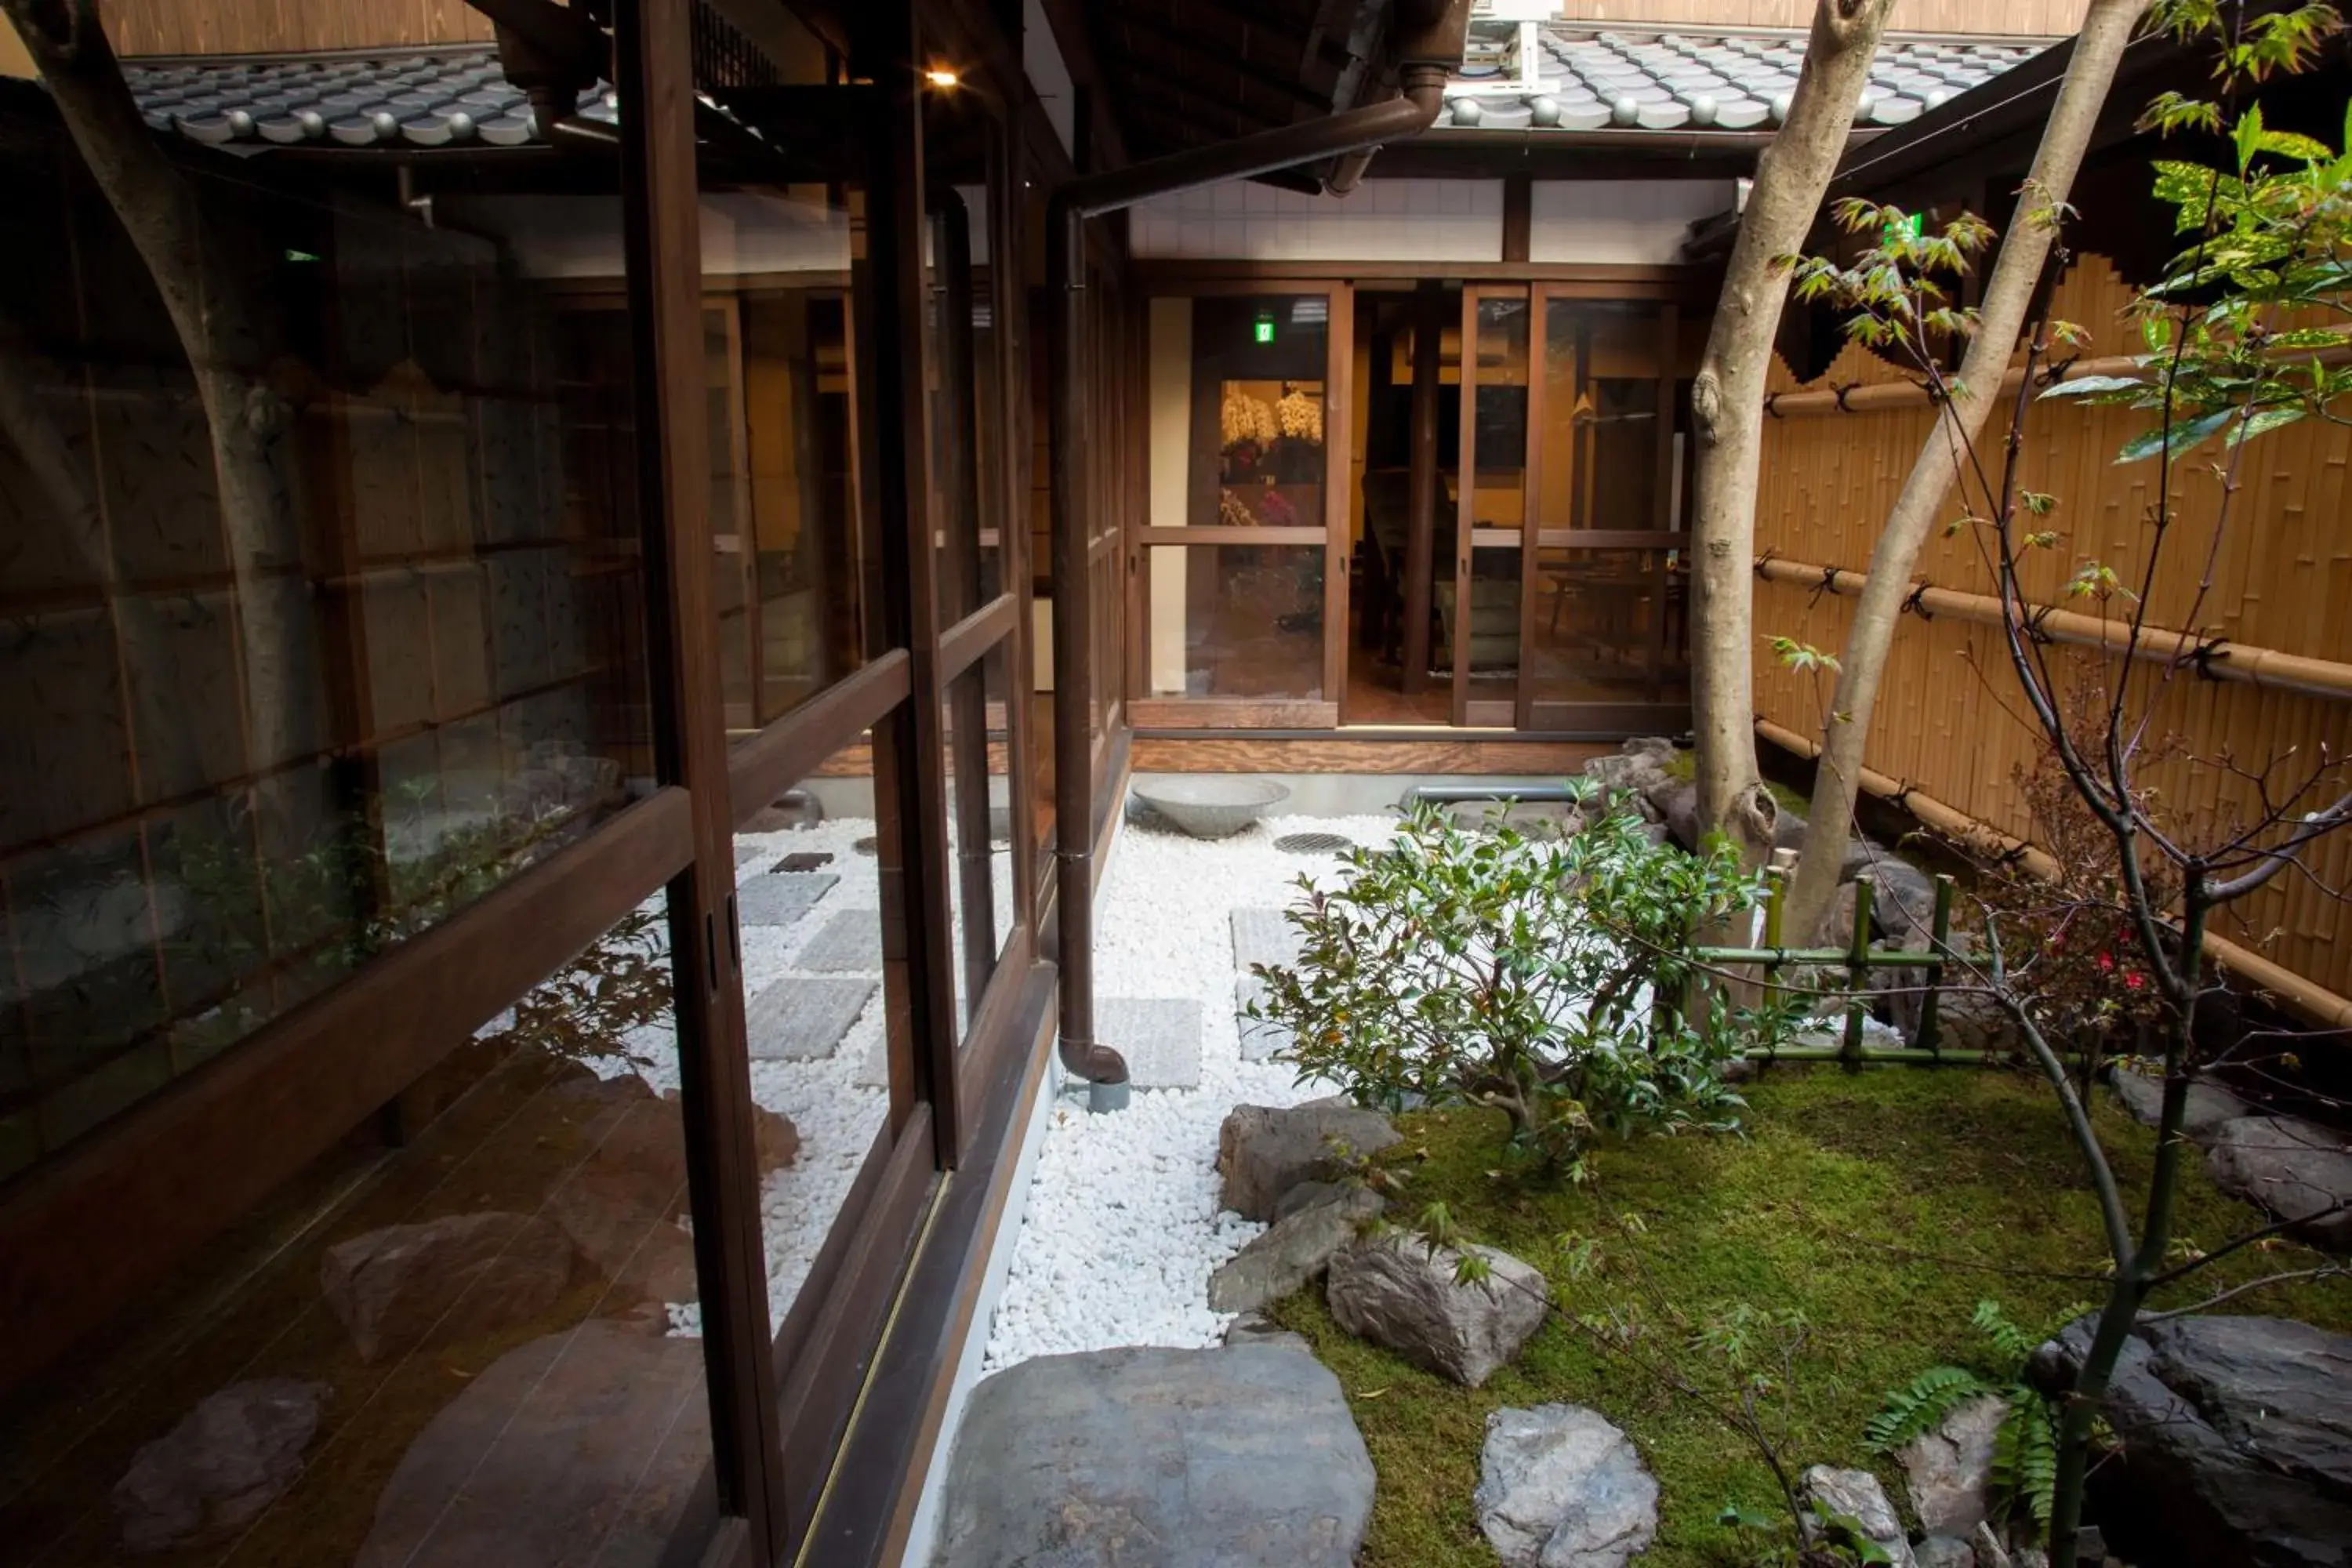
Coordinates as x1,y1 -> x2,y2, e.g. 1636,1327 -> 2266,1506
615,0 -> 784,1552
1402,279 -> 1443,694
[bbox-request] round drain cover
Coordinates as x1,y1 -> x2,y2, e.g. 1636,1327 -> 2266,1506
852,835 -> 879,856
1273,832 -> 1354,855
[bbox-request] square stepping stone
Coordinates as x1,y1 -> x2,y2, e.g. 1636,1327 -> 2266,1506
795,909 -> 884,973
735,871 -> 836,927
1235,974 -> 1296,1064
1230,908 -> 1303,973
744,975 -> 874,1060
1096,997 -> 1201,1090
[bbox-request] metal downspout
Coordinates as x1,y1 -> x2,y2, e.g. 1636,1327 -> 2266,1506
1047,1 -> 1469,1104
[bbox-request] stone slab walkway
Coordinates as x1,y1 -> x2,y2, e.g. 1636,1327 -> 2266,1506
935,1342 -> 1374,1568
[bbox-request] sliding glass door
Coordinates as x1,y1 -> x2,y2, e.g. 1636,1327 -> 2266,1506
1513,291 -> 1693,733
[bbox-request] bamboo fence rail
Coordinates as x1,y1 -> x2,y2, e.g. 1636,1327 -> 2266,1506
1753,252 -> 2352,1014
1754,556 -> 2352,699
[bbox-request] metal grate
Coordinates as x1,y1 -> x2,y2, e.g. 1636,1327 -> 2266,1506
1273,832 -> 1355,855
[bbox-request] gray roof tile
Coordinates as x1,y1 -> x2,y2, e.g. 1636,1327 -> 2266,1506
120,47 -> 590,150
1445,20 -> 2046,132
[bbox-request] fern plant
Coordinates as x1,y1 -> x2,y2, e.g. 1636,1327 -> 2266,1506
1865,1301 -> 2066,1544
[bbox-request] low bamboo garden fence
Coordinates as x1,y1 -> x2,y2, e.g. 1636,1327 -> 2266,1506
1750,253 -> 2352,1026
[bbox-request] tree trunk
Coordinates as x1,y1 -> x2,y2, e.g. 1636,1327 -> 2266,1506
1689,0 -> 1896,865
5,0 -> 305,775
1779,0 -> 2148,942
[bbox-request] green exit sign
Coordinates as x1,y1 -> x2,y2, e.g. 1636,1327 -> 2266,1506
1254,318 -> 1275,344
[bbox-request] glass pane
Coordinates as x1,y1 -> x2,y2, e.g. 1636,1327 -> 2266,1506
941,658 -> 997,1044
0,894 -> 719,1565
1163,295 -> 1330,532
731,733 -> 902,1327
1446,543 -> 1523,703
711,305 -> 755,727
740,289 -> 862,728
929,183 -> 992,629
1527,548 -> 1684,703
1148,546 -> 1325,700
704,198 -> 864,733
1465,294 -> 1529,535
1538,300 -> 1664,532
1,53 -> 655,1178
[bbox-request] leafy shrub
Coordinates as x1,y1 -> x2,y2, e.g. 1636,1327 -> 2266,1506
1247,792 -> 1797,1172
1867,1300 -> 2066,1544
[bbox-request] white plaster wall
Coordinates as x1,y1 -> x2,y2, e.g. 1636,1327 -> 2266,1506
1526,180 -> 1735,265
437,191 -> 850,278
1127,179 -> 1504,263
1023,0 -> 1076,160
1146,299 -> 1192,695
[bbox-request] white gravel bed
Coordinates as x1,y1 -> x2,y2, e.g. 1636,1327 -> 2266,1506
978,811 -> 1399,1372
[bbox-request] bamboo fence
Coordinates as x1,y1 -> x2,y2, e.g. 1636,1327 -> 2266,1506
1752,253 -> 2352,1015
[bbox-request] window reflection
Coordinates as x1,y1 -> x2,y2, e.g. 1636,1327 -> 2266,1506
1187,295 -> 1330,533
2,111 -> 656,1180
0,892 -> 720,1566
1147,546 -> 1325,700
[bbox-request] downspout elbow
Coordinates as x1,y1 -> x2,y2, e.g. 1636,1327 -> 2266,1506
1326,67 -> 1449,195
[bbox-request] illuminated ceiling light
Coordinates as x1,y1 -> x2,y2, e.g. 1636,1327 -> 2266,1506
924,67 -> 960,88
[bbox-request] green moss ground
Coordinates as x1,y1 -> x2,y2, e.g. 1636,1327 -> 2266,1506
1268,1065 -> 2352,1566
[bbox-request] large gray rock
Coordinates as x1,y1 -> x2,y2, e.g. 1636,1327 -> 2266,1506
1473,1403 -> 1659,1568
320,1210 -> 576,1363
2203,1116 -> 2352,1249
1798,1466 -> 1915,1568
2031,1313 -> 2352,1566
1901,1392 -> 2007,1538
2107,1069 -> 2251,1142
1582,751 -> 1671,806
1208,1186 -> 1385,1314
1217,1101 -> 1399,1221
1657,782 -> 1700,851
356,1321 -> 709,1566
1936,991 -> 2027,1058
1222,1312 -> 1309,1352
113,1378 -> 326,1552
1326,1232 -> 1548,1388
1860,856 -> 1943,938
546,1073 -> 797,1303
935,1343 -> 1376,1568
1913,1537 -> 1976,1568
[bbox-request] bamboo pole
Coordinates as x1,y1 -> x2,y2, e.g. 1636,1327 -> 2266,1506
1755,556 -> 2352,701
1754,715 -> 2352,1031
1762,344 -> 2352,419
